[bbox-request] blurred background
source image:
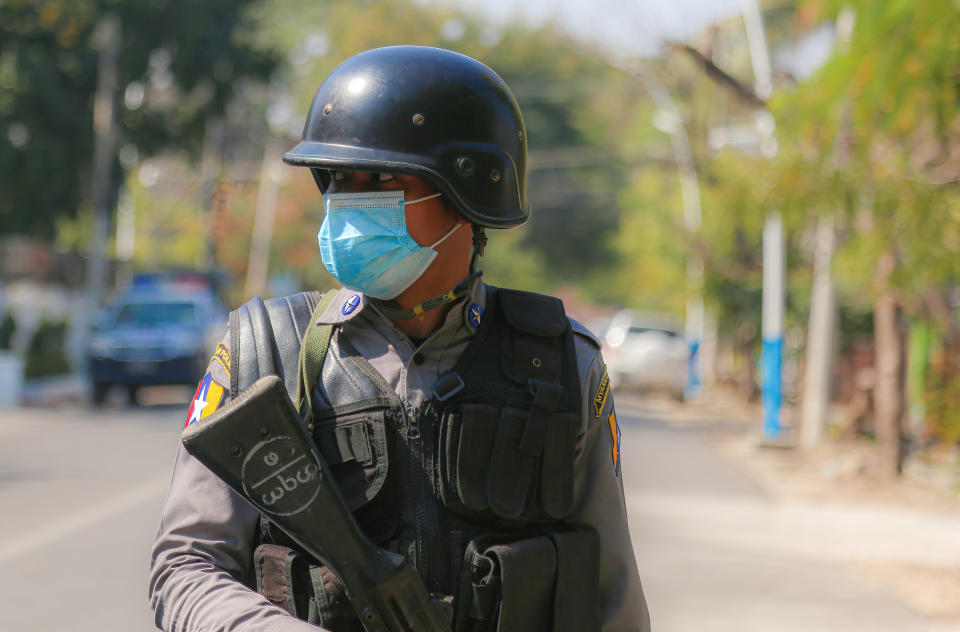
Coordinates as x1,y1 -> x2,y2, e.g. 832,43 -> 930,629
2,0 -> 960,630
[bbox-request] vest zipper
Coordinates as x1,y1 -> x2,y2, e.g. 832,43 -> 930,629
403,401 -> 428,583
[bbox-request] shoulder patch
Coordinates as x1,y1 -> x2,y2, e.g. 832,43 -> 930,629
593,366 -> 610,417
211,342 -> 231,376
569,317 -> 601,348
608,407 -> 621,474
185,372 -> 226,428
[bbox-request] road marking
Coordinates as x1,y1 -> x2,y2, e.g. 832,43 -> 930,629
0,475 -> 169,565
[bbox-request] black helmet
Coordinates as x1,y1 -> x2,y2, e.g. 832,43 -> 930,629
283,46 -> 529,228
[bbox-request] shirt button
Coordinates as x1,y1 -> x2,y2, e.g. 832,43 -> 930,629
413,352 -> 425,365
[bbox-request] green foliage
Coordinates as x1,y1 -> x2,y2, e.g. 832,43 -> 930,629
0,0 -> 279,238
23,319 -> 70,378
925,343 -> 960,444
836,302 -> 874,354
609,170 -> 687,315
482,227 -> 549,292
774,0 -> 960,302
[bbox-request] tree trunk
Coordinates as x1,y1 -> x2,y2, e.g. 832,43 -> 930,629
872,251 -> 904,478
800,215 -> 836,448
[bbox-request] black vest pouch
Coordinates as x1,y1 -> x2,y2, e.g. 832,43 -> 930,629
312,407 -> 398,543
441,402 -> 578,521
453,528 -> 600,632
538,410 -> 578,519
441,400 -> 579,521
488,406 -> 543,518
439,403 -> 499,514
313,409 -> 388,509
309,563 -> 365,632
253,543 -> 316,622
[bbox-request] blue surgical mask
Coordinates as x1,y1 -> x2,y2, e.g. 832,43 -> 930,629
318,190 -> 460,299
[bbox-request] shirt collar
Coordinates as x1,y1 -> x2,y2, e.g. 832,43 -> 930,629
460,274 -> 487,331
314,275 -> 488,330
315,288 -> 369,325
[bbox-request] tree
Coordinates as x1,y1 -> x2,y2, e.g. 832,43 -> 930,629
770,0 -> 960,474
0,0 -> 278,238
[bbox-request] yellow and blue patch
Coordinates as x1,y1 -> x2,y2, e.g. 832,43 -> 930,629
593,367 -> 610,418
608,408 -> 621,474
185,372 -> 225,428
211,342 -> 230,376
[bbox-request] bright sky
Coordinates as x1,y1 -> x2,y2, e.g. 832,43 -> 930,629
420,0 -> 746,58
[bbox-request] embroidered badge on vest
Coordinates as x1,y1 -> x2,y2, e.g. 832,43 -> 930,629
185,372 -> 225,428
342,294 -> 361,316
468,303 -> 483,328
608,407 -> 621,474
211,342 -> 231,376
593,367 -> 610,417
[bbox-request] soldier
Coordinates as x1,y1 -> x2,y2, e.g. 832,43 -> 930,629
150,46 -> 650,631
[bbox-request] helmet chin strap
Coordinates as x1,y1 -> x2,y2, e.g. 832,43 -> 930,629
470,226 -> 487,273
374,270 -> 482,321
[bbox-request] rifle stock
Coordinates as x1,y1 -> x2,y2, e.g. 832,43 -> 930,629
181,374 -> 450,632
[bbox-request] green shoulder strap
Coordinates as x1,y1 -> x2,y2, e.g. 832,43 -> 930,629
295,290 -> 339,425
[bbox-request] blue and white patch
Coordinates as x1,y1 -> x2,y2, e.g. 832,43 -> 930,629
341,294 -> 361,316
467,303 -> 483,328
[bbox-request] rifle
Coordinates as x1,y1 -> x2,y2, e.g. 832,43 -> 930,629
181,374 -> 451,632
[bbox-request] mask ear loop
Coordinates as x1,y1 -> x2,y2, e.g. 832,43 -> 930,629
429,221 -> 461,249
406,192 -> 443,205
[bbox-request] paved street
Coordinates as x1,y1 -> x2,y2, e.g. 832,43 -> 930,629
0,399 -> 182,632
0,394 -> 957,631
620,399 -> 960,632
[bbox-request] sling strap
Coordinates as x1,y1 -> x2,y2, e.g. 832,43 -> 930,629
295,290 -> 340,425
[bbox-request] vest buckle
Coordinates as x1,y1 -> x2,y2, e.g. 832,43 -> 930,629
432,372 -> 466,402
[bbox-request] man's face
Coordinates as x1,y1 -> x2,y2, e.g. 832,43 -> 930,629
325,170 -> 464,246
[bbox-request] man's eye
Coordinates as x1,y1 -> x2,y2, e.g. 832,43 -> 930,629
332,171 -> 346,181
377,173 -> 395,182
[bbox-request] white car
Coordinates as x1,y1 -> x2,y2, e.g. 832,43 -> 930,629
602,310 -> 689,400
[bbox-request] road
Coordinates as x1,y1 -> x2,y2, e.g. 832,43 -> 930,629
0,394 -> 954,631
620,398 -> 958,632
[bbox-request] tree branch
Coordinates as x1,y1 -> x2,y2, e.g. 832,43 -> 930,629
669,41 -> 768,109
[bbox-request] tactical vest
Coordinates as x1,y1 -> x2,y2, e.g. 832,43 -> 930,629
230,286 -> 599,631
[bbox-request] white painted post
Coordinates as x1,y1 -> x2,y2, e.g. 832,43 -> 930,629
761,213 -> 785,439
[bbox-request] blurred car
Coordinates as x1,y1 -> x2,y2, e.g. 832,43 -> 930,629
88,277 -> 227,405
602,309 -> 689,400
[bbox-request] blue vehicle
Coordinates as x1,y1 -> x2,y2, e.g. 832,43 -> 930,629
88,275 -> 227,405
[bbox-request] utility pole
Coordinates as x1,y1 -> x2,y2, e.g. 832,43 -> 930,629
741,0 -> 785,440
114,186 -> 135,288
244,140 -> 284,299
82,14 -> 119,371
761,213 -> 785,439
799,11 -> 855,447
200,118 -> 225,272
644,77 -> 704,399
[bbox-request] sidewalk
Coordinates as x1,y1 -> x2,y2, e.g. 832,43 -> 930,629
621,388 -> 960,625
